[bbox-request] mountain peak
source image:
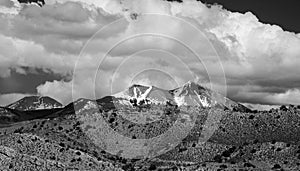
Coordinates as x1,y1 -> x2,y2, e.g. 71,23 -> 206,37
113,84 -> 171,106
110,81 -> 249,111
184,80 -> 197,86
182,81 -> 205,90
6,96 -> 63,111
128,84 -> 155,94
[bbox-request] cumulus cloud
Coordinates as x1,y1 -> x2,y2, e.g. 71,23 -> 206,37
36,80 -> 72,104
0,0 -> 15,8
0,0 -> 300,107
0,1 -> 121,54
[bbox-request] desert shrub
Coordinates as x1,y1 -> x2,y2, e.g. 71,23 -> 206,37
279,105 -> 287,111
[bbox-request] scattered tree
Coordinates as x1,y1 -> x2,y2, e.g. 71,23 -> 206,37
279,105 -> 287,111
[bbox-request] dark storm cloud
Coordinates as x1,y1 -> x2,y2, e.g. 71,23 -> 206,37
231,89 -> 300,106
253,79 -> 300,90
243,86 -> 286,94
222,78 -> 300,105
0,67 -> 68,94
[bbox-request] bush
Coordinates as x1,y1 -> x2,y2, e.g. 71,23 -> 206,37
279,105 -> 287,111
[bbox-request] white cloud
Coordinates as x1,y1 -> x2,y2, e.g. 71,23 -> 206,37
0,0 -> 299,106
267,89 -> 300,105
242,103 -> 280,111
36,80 -> 72,105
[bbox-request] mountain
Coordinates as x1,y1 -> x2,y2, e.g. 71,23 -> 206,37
52,98 -> 97,117
113,81 -> 250,111
1,81 -> 249,125
6,96 -> 63,111
113,84 -> 173,106
2,82 -> 300,170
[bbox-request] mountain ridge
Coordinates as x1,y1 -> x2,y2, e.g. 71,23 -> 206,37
112,81 -> 250,111
2,81 -> 250,118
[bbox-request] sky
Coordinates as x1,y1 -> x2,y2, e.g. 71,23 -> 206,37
199,0 -> 300,33
0,0 -> 300,110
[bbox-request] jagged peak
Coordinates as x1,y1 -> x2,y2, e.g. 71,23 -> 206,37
110,81 -> 249,111
182,81 -> 206,89
184,80 -> 197,86
115,81 -> 207,100
128,81 -> 206,92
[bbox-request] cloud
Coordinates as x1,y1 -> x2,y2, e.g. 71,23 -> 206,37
0,0 -> 15,8
0,1 -> 121,54
21,1 -> 90,23
231,86 -> 300,105
0,34 -> 77,77
267,89 -> 300,105
36,80 -> 72,104
242,103 -> 280,111
0,0 -> 300,106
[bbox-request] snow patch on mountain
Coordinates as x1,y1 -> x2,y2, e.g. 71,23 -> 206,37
194,90 -> 211,107
174,96 -> 186,106
111,81 -> 250,111
114,85 -> 167,105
